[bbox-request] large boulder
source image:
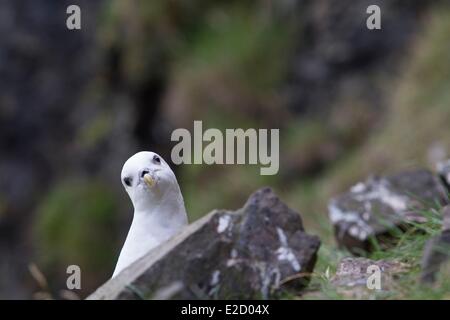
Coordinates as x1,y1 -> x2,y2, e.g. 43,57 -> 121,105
88,188 -> 320,300
329,169 -> 448,253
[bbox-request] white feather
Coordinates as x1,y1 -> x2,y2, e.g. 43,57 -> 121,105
112,151 -> 188,277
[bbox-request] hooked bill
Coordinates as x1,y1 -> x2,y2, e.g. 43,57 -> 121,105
143,174 -> 155,188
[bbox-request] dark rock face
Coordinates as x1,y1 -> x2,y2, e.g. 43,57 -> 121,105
88,188 -> 321,300
330,257 -> 409,299
421,206 -> 450,284
285,0 -> 434,114
0,0 -> 107,299
329,170 -> 448,253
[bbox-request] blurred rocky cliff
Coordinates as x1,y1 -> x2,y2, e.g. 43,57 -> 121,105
0,0 -> 449,299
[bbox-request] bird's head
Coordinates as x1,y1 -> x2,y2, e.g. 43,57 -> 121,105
121,151 -> 179,211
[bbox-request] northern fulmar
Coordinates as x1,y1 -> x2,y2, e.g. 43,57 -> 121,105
112,151 -> 188,277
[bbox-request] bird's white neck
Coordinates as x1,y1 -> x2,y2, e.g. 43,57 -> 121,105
112,188 -> 187,277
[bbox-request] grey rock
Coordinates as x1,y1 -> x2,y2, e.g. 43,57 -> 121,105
442,205 -> 450,232
330,257 -> 409,299
87,188 -> 321,300
420,205 -> 450,284
437,159 -> 450,193
329,169 -> 448,253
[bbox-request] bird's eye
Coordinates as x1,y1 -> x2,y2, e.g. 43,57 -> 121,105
153,155 -> 161,164
123,177 -> 132,187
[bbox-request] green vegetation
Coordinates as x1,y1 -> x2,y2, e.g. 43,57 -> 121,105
306,205 -> 450,300
77,112 -> 113,149
34,179 -> 120,284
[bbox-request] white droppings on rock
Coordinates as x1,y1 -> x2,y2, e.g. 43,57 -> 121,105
258,265 -> 281,299
276,247 -> 301,272
364,201 -> 372,213
226,249 -> 239,267
359,230 -> 368,239
275,228 -> 301,272
210,270 -> 220,287
353,180 -> 409,212
329,202 -> 374,240
362,211 -> 370,221
328,202 -> 361,224
226,260 -> 236,267
349,225 -> 359,237
351,182 -> 366,193
379,191 -> 408,211
217,215 -> 231,233
276,227 -> 288,246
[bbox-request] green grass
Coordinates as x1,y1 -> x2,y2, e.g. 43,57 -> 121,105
303,204 -> 450,300
34,179 -> 120,287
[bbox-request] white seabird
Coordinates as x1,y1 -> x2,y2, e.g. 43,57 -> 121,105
112,151 -> 188,277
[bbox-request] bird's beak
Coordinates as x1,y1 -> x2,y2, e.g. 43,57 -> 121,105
143,173 -> 155,188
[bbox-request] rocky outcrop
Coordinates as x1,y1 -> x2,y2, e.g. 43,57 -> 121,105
437,159 -> 450,192
421,205 -> 450,284
329,169 -> 448,253
88,188 -> 320,300
330,257 -> 409,299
